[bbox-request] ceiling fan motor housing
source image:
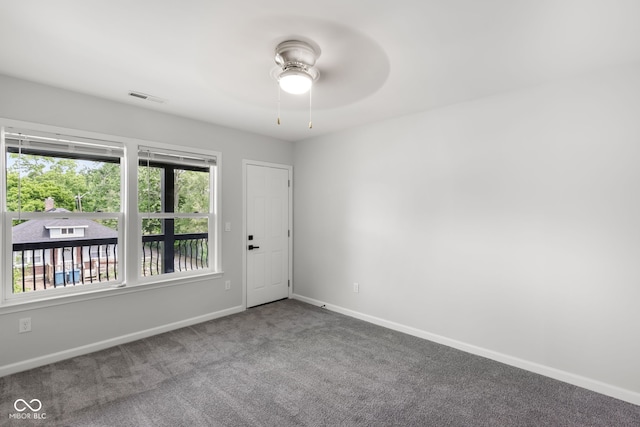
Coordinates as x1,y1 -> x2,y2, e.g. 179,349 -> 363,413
274,40 -> 320,82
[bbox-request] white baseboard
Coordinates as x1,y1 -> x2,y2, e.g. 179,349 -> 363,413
0,305 -> 244,378
291,293 -> 640,406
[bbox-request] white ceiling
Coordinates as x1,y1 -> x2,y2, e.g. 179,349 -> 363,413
1,0 -> 640,142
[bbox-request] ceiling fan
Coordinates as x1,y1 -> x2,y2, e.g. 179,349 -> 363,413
272,39 -> 320,128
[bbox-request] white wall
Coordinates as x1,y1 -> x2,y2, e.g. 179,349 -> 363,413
293,63 -> 640,404
0,75 -> 293,370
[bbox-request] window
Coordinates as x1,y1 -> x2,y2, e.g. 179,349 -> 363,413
90,245 -> 109,259
13,250 -> 43,266
138,146 -> 217,278
48,226 -> 87,238
2,127 -> 123,299
1,121 -> 221,305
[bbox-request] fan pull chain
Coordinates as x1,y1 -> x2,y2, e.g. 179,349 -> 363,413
308,85 -> 313,129
277,84 -> 281,125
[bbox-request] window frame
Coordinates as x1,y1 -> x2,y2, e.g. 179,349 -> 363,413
2,125 -> 126,302
136,145 -> 219,282
1,119 -> 222,310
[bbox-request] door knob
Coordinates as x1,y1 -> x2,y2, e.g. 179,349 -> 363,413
248,245 -> 260,250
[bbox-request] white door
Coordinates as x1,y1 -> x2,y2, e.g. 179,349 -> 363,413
246,164 -> 290,307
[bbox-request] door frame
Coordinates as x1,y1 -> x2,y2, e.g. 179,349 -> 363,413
242,159 -> 293,309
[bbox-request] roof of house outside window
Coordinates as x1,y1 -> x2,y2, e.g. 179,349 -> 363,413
12,208 -> 117,244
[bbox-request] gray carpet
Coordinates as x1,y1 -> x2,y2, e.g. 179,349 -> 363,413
1,299 -> 639,426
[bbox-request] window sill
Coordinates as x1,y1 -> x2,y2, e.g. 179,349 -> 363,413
0,270 -> 224,314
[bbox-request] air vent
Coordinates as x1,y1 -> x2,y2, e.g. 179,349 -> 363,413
128,91 -> 166,103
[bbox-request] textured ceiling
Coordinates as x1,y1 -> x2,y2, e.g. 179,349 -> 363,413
1,0 -> 640,142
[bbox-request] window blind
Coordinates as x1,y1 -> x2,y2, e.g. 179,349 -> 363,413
138,145 -> 216,170
4,128 -> 124,160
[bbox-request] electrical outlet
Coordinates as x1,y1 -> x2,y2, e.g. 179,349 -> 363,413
19,317 -> 31,333
225,280 -> 231,290
353,282 -> 359,293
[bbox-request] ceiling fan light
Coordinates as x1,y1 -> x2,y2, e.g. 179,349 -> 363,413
279,70 -> 313,94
